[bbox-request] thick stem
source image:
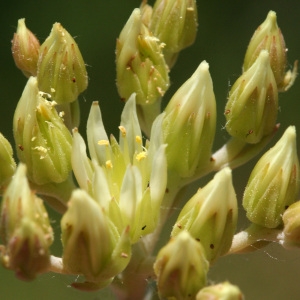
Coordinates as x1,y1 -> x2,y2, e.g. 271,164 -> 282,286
110,242 -> 156,300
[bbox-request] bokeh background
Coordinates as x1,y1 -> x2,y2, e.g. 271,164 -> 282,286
1,0 -> 300,299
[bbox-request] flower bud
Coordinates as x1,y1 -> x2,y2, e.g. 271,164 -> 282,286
13,76 -> 72,185
282,201 -> 300,249
0,133 -> 16,191
243,11 -> 297,91
37,23 -> 88,104
116,8 -> 170,105
171,167 -> 238,262
225,50 -> 278,144
61,189 -> 131,289
196,281 -> 244,300
154,231 -> 209,300
162,61 -> 216,178
11,18 -> 40,77
149,0 -> 198,67
243,126 -> 300,228
0,164 -> 53,280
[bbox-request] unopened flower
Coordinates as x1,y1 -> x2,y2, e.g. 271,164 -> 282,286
243,11 -> 297,91
149,0 -> 198,67
154,231 -> 209,300
116,8 -> 170,106
0,133 -> 16,191
196,281 -> 244,300
243,126 -> 300,228
282,201 -> 300,249
11,18 -> 40,77
61,189 -> 131,290
37,23 -> 88,104
13,76 -> 72,185
162,61 -> 216,178
225,50 -> 278,144
72,95 -> 167,243
171,167 -> 238,262
0,164 -> 53,280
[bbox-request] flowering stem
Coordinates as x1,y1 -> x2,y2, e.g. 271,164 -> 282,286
211,125 -> 279,171
110,242 -> 156,300
180,126 -> 279,189
47,256 -> 66,274
228,223 -> 282,254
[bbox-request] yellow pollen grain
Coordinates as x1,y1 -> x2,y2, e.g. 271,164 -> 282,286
106,160 -> 113,169
98,140 -> 109,146
33,146 -> 48,159
136,135 -> 142,144
136,151 -> 147,161
119,126 -> 126,137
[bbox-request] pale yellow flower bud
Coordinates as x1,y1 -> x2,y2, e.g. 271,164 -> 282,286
0,164 -> 53,280
37,23 -> 88,104
243,126 -> 300,228
163,61 -> 216,178
154,231 -> 209,299
172,167 -> 238,262
13,77 -> 72,185
243,11 -> 297,91
225,50 -> 278,144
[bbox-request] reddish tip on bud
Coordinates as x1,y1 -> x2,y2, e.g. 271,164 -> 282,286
11,19 -> 40,77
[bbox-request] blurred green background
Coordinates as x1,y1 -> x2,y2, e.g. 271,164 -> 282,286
1,0 -> 300,299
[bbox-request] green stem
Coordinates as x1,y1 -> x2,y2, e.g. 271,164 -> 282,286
228,223 -> 282,254
136,100 -> 162,138
182,125 -> 279,187
110,242 -> 156,300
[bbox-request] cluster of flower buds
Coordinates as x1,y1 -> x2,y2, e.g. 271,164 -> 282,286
12,19 -> 88,106
225,11 -> 296,144
10,19 -> 89,208
3,1 -> 300,298
116,0 -> 198,136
